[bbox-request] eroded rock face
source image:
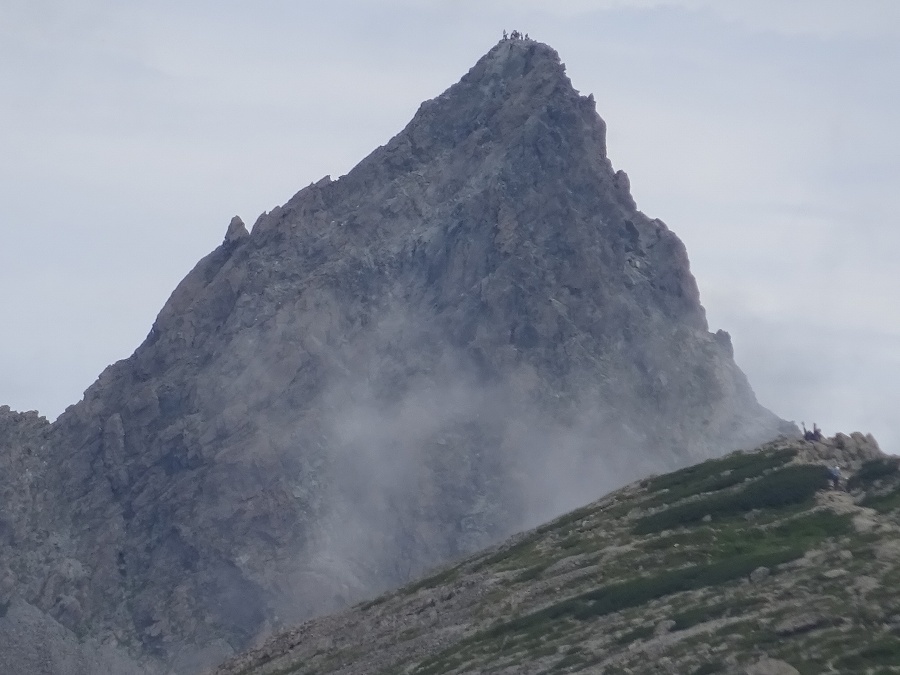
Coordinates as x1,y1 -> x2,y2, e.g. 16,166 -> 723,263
0,39 -> 791,671
0,598 -> 154,675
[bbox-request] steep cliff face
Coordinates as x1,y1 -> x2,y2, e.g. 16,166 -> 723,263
0,39 -> 789,672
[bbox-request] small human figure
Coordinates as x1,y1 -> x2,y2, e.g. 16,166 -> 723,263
829,465 -> 842,490
502,29 -> 508,40
801,422 -> 823,442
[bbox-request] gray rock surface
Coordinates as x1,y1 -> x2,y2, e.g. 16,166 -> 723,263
745,657 -> 800,675
749,566 -> 770,583
0,598 -> 153,675
0,39 -> 790,672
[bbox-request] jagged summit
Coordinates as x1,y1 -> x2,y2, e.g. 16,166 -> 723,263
1,39 -> 791,674
394,36 -> 591,157
254,37 -> 613,242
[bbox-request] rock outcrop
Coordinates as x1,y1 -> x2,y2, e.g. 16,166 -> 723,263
0,39 -> 791,672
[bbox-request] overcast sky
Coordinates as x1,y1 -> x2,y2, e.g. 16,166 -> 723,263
2,1 -> 898,452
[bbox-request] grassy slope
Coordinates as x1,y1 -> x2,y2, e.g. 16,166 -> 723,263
215,436 -> 900,675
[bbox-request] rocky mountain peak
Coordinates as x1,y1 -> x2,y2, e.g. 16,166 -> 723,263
255,38 -> 611,241
1,39 -> 793,674
398,37 -> 597,156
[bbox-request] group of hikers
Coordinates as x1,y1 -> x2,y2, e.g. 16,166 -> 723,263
803,422 -> 844,490
502,30 -> 530,41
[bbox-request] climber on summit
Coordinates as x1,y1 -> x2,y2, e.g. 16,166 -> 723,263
802,422 -> 823,442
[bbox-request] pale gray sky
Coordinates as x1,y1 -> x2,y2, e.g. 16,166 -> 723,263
2,1 -> 898,451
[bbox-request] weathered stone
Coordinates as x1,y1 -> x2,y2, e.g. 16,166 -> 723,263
800,431 -> 882,469
853,514 -> 877,532
875,539 -> 900,561
749,566 -> 770,583
654,619 -> 676,635
745,657 -> 800,675
774,613 -> 829,636
853,575 -> 880,594
0,598 -> 153,675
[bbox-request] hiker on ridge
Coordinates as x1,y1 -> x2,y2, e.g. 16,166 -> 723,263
829,465 -> 842,490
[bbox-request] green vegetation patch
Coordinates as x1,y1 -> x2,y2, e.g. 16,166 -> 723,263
642,448 -> 796,503
691,663 -> 726,675
671,597 -> 763,631
534,502 -> 598,536
712,509 -> 851,558
642,529 -> 715,551
401,565 -> 461,595
547,648 -> 588,672
860,484 -> 900,513
473,535 -> 544,571
835,636 -> 900,670
613,623 -> 656,645
639,510 -> 851,573
773,509 -> 853,539
848,457 -> 900,491
418,535 -> 873,675
419,546 -> 800,673
468,548 -> 802,647
359,594 -> 388,610
634,464 -> 830,535
515,561 -> 555,583
409,650 -> 468,675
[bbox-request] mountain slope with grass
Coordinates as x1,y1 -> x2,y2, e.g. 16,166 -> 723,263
214,432 -> 900,675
